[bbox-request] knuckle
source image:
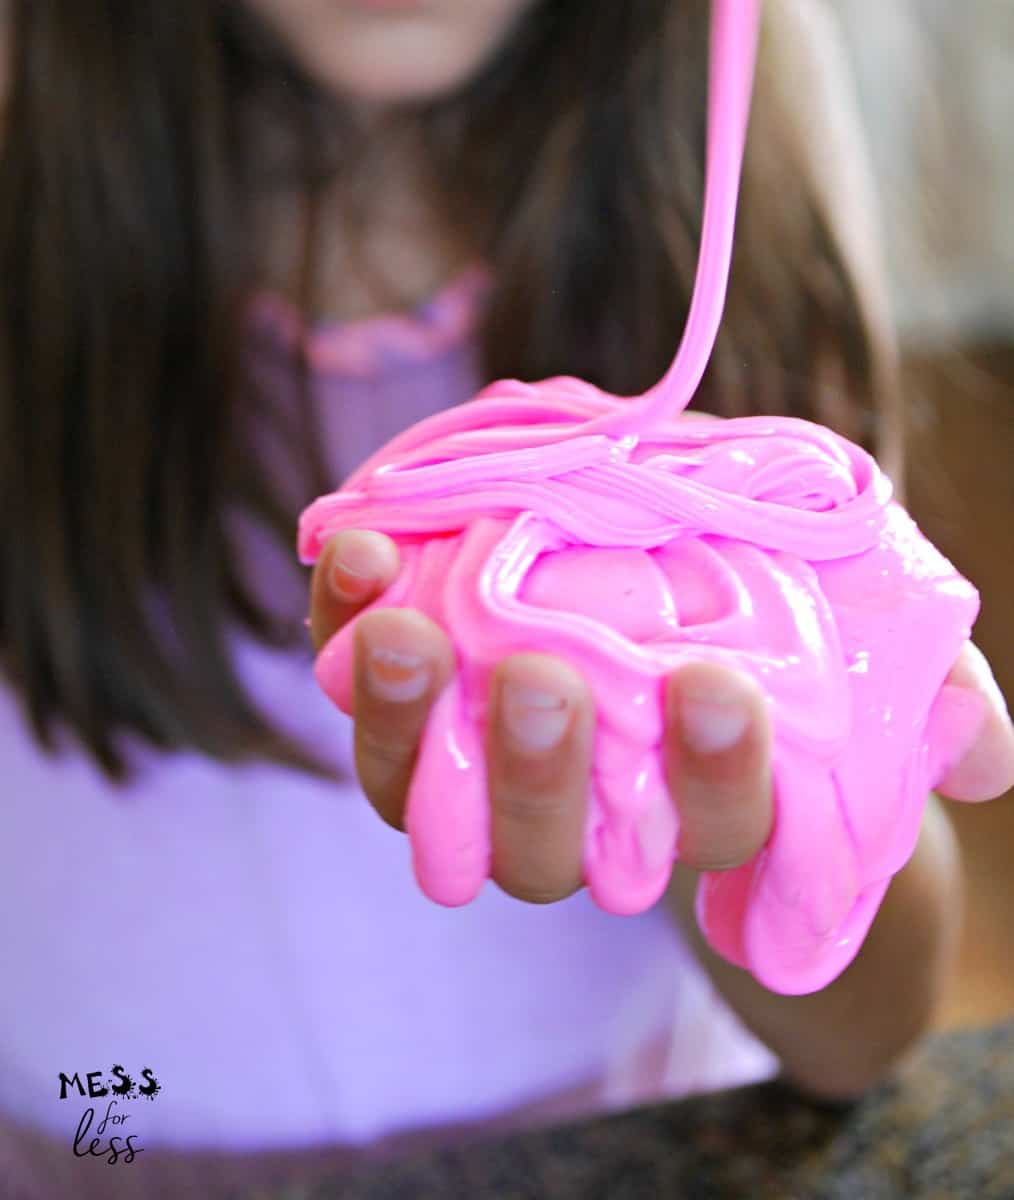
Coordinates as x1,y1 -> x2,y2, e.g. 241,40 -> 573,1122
355,722 -> 418,773
686,850 -> 752,873
679,823 -> 764,872
494,783 -> 572,828
353,724 -> 419,817
496,874 -> 576,906
370,802 -> 407,834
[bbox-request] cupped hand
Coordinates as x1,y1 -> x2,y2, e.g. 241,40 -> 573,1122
309,529 -> 1014,905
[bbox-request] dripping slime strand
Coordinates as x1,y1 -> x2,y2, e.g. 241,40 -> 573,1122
587,0 -> 762,436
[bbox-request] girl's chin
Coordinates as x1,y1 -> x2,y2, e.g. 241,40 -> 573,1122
321,60 -> 477,106
341,0 -> 429,12
247,0 -> 540,107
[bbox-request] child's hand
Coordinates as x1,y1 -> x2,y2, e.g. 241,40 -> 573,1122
309,529 -> 1014,905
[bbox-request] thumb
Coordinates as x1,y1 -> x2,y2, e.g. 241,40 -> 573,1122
932,641 -> 1014,802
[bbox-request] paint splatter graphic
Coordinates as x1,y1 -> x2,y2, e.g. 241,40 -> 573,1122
138,1068 -> 161,1100
107,1065 -> 136,1099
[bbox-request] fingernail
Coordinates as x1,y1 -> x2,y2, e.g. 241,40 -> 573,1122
331,534 -> 384,602
680,688 -> 750,754
331,557 -> 374,603
365,646 -> 429,703
500,683 -> 570,754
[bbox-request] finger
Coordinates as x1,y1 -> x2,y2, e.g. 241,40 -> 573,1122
664,660 -> 773,872
487,654 -> 594,904
353,607 -> 455,831
309,530 -> 400,653
935,641 -> 1014,802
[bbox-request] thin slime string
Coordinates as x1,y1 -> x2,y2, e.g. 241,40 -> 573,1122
585,0 -> 762,436
311,0 -> 773,529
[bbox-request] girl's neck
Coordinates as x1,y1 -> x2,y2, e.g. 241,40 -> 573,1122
257,119 -> 474,325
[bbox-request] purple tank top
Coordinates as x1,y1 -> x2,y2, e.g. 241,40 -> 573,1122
0,266 -> 775,1165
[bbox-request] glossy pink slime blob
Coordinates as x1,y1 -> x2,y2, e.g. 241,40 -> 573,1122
298,0 -> 980,994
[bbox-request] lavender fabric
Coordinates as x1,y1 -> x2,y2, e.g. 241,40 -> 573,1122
0,272 -> 775,1155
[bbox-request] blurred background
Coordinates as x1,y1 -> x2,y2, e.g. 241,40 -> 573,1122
838,0 -> 1014,1028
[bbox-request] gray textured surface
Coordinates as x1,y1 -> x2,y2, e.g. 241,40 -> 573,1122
313,1019 -> 1014,1200
5,1020 -> 1011,1198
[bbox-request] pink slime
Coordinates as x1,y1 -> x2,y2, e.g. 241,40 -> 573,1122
298,0 -> 981,994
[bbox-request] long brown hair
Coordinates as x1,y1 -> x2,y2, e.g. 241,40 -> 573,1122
0,0 -> 897,783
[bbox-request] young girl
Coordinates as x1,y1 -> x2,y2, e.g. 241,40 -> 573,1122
2,1 -> 1012,1195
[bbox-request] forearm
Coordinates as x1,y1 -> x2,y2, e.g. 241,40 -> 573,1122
664,794 -> 964,1100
